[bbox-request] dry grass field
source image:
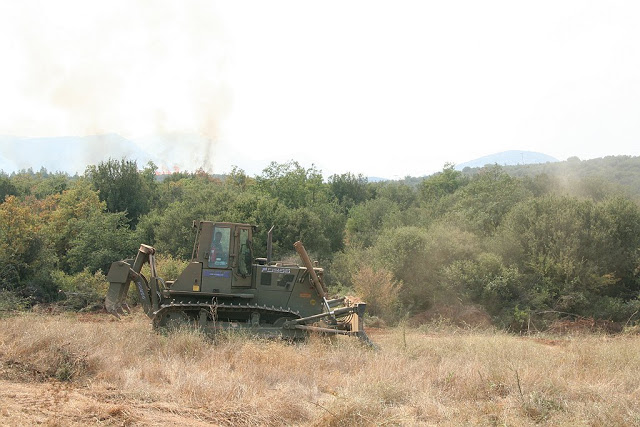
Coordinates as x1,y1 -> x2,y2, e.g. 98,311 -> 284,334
1,311 -> 639,426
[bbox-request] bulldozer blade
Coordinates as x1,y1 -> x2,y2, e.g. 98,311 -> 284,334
105,282 -> 127,317
105,255 -> 153,318
105,260 -> 135,317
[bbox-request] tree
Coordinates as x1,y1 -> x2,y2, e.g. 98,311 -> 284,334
226,166 -> 254,191
419,163 -> 468,203
374,181 -> 417,210
65,211 -> 137,274
256,161 -> 327,209
443,253 -> 523,325
0,173 -> 18,202
372,224 -> 479,311
0,196 -> 57,300
345,198 -> 400,247
496,195 -> 640,319
85,158 -> 156,226
447,165 -> 530,235
32,171 -> 70,199
328,172 -> 371,210
45,180 -> 107,272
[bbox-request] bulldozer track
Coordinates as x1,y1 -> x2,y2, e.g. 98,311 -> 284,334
152,302 -> 303,329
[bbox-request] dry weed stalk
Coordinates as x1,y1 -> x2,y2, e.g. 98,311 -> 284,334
0,312 -> 639,425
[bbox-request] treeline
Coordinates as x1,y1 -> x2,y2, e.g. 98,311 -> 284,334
1,157 -> 640,330
473,155 -> 640,199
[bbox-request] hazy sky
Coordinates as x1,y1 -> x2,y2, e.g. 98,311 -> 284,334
1,1 -> 639,178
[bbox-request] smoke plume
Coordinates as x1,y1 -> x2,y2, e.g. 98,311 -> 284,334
0,0 -> 231,173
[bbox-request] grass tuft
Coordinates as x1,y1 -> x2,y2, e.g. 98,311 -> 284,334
1,312 -> 640,425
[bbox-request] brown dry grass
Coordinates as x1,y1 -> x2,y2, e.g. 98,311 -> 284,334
1,311 -> 639,426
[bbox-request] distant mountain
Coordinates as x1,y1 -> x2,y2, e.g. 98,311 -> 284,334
456,150 -> 558,170
367,176 -> 388,183
0,153 -> 15,173
0,134 -> 153,174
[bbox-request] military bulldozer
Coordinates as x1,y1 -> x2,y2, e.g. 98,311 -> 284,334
105,220 -> 371,343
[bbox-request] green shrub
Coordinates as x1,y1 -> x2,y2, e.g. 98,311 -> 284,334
52,269 -> 109,311
0,289 -> 30,314
140,254 -> 190,282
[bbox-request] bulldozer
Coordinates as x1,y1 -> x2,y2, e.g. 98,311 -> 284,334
105,220 -> 371,343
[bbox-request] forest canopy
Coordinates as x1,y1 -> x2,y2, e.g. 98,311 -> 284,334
1,156 -> 640,330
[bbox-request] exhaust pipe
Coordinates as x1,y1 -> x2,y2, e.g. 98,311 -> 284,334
266,225 -> 274,264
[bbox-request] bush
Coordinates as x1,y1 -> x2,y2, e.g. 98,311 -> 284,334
372,224 -> 480,311
64,212 -> 137,274
0,289 -> 30,315
140,254 -> 190,282
52,269 -> 109,311
352,266 -> 401,323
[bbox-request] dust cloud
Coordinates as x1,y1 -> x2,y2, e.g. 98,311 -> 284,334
0,0 -> 231,174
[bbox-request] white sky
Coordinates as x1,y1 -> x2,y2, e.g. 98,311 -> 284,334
1,1 -> 639,178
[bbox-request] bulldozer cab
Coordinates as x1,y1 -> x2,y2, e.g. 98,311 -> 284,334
194,221 -> 254,292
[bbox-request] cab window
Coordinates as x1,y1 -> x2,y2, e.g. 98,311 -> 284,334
238,228 -> 252,276
209,227 -> 231,268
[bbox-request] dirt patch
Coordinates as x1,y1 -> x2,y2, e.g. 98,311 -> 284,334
0,380 -> 219,426
409,303 -> 492,328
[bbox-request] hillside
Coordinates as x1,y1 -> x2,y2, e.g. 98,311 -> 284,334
505,155 -> 640,182
465,155 -> 640,198
456,150 -> 558,170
